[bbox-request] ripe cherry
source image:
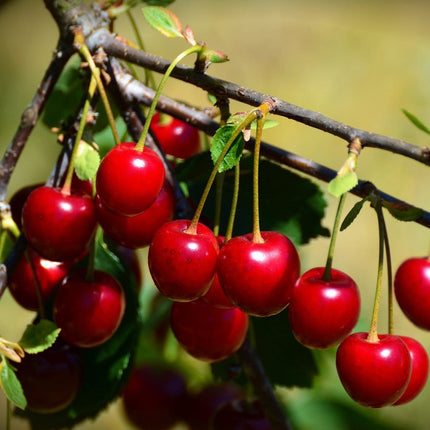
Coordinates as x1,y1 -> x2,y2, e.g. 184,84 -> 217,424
8,248 -> 72,311
53,269 -> 125,348
95,181 -> 175,249
122,364 -> 188,430
170,300 -> 249,362
148,220 -> 219,302
22,186 -> 97,261
96,142 -> 165,216
9,183 -> 42,230
217,231 -> 300,316
394,257 -> 430,330
393,336 -> 429,405
288,267 -> 360,349
336,332 -> 412,408
15,341 -> 83,413
150,112 -> 201,159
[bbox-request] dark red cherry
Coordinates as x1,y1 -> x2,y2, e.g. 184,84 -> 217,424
217,231 -> 300,316
170,300 -> 249,362
394,257 -> 430,330
9,183 -> 43,230
96,181 -> 175,249
150,112 -> 201,159
148,220 -> 219,302
96,142 -> 165,216
288,267 -> 360,349
22,186 -> 97,261
15,341 -> 83,413
53,269 -> 125,348
336,332 -> 412,408
8,248 -> 72,311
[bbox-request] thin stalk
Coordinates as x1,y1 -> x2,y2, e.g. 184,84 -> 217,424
213,172 -> 225,237
322,193 -> 347,281
78,41 -> 121,146
62,74 -> 98,194
25,250 -> 46,319
135,45 -> 202,151
367,200 -> 385,343
225,162 -> 240,242
0,231 -> 7,263
6,398 -> 11,430
85,231 -> 98,283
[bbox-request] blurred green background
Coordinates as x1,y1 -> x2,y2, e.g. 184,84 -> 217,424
1,0 -> 430,429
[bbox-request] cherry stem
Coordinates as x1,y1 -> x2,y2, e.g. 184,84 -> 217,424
25,249 -> 46,319
135,45 -> 202,151
77,38 -> 121,146
85,230 -> 98,283
62,73 -> 97,195
367,197 -> 385,343
213,172 -> 225,237
187,110 -> 259,234
322,193 -> 347,281
225,162 -> 240,242
6,398 -> 11,430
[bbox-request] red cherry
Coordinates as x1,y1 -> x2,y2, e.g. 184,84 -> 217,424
15,341 -> 83,413
9,183 -> 43,230
394,257 -> 430,330
22,186 -> 97,261
122,365 -> 188,430
96,181 -> 175,249
53,269 -> 125,348
217,231 -> 300,317
393,336 -> 429,405
150,112 -> 201,159
148,220 -> 219,302
8,248 -> 72,311
170,300 -> 249,362
336,332 -> 412,408
288,267 -> 360,349
96,142 -> 165,216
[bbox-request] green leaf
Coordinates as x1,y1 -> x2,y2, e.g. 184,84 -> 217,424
74,144 -> 100,181
204,49 -> 229,64
1,359 -> 27,410
327,172 -> 358,198
381,200 -> 425,222
402,109 -> 430,135
176,153 -> 329,245
340,196 -> 369,231
142,0 -> 176,6
210,125 -> 246,172
19,320 -> 60,354
250,119 -> 279,130
142,6 -> 183,38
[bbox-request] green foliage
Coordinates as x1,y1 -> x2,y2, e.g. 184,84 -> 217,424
176,152 -> 329,245
74,143 -> 100,181
340,196 -> 369,231
19,320 -> 60,355
0,358 -> 27,410
327,172 -> 358,198
142,6 -> 183,38
381,199 -> 424,221
402,109 -> 430,135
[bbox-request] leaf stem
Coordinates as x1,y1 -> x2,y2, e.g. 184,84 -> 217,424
322,193 -> 347,281
6,398 -> 11,430
25,250 -> 46,319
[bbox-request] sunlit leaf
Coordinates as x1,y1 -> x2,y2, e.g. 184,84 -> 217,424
19,320 -> 61,354
402,109 -> 430,135
210,125 -> 245,172
1,359 -> 27,410
327,172 -> 358,198
142,6 -> 183,38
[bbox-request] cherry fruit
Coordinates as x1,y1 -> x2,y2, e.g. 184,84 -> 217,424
96,181 -> 175,249
122,365 -> 188,430
150,112 -> 201,159
15,341 -> 83,413
394,257 -> 430,330
288,267 -> 360,349
148,219 -> 219,302
96,142 -> 165,216
9,183 -> 42,230
336,332 -> 412,408
393,336 -> 429,405
53,269 -> 125,348
170,300 -> 249,362
22,186 -> 97,261
217,231 -> 300,316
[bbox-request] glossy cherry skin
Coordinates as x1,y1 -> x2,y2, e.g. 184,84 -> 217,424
150,112 -> 201,159
336,332 -> 412,408
288,267 -> 360,349
95,181 -> 175,249
96,142 -> 165,216
394,336 -> 429,405
394,257 -> 430,330
8,248 -> 72,311
122,365 -> 188,430
148,219 -> 219,302
9,183 -> 43,230
170,300 -> 249,362
217,231 -> 300,317
15,341 -> 83,413
22,186 -> 97,262
53,269 -> 125,348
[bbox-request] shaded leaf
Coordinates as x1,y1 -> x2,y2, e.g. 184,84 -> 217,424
19,320 -> 60,354
142,6 -> 183,38
327,172 -> 358,198
210,125 -> 245,172
74,144 -> 100,181
382,200 -> 424,222
142,0 -> 176,5
340,197 -> 369,231
402,109 -> 430,135
1,359 -> 27,410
